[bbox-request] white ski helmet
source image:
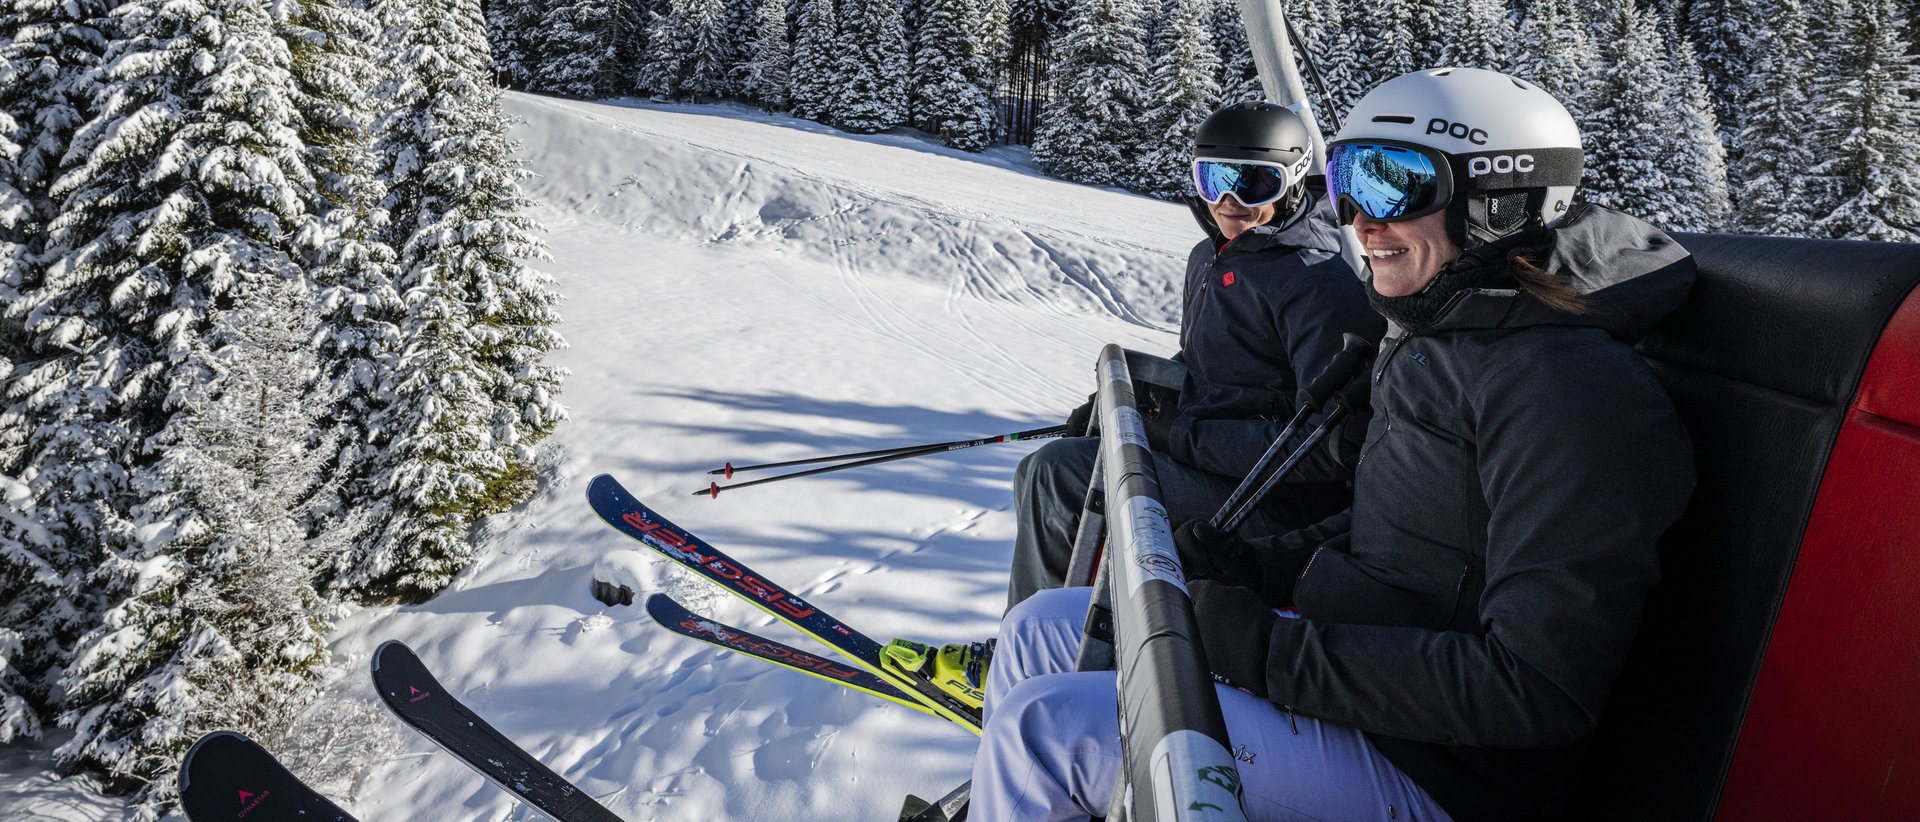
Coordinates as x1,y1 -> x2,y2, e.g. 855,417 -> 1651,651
1327,67 -> 1584,247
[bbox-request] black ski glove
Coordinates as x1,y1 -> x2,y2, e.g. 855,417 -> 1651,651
1137,387 -> 1179,453
1140,413 -> 1174,452
1177,515 -> 1338,607
1174,520 -> 1259,586
1191,579 -> 1278,698
1064,393 -> 1096,438
592,578 -> 634,607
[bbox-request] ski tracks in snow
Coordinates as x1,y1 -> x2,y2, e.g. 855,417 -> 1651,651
517,95 -> 1181,387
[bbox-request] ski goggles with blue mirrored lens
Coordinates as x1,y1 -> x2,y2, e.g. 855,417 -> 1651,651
1325,141 -> 1455,223
1192,154 -> 1312,207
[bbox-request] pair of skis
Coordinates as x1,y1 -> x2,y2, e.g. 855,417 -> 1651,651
588,474 -> 974,821
180,641 -> 621,821
587,473 -> 982,735
177,474 -> 974,822
179,641 -> 622,822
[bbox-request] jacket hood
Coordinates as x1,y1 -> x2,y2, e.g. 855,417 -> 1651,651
1423,204 -> 1696,344
1187,178 -> 1344,256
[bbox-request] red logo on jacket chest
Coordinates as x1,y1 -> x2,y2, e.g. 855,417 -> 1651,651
1222,271 -> 1236,286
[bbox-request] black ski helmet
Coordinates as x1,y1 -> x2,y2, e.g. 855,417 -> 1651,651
1192,102 -> 1313,216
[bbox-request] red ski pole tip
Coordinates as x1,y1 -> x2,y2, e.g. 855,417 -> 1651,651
708,481 -> 720,499
724,462 -> 734,480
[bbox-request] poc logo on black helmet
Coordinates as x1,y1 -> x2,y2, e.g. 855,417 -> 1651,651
1426,118 -> 1488,145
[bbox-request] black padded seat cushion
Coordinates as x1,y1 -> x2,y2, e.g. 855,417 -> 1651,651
1572,233 -> 1920,819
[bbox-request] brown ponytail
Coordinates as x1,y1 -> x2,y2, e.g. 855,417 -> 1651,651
1509,252 -> 1591,315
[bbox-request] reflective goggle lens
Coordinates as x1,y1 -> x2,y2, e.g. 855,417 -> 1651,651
1193,160 -> 1293,207
1326,143 -> 1445,221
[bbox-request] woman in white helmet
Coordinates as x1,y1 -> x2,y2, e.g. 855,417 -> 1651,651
970,68 -> 1698,821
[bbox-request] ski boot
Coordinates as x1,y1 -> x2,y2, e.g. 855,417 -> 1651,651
879,638 -> 994,714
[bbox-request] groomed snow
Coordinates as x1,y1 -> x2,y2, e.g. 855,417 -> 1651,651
1,93 -> 1197,821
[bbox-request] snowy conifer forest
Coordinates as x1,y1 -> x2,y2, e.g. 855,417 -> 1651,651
0,0 -> 1917,818
2,0 -> 563,814
491,0 -> 1920,239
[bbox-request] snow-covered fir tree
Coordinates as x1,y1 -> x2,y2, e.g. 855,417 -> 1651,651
1802,0 -> 1920,241
1685,0 -> 1764,149
1033,0 -> 1152,185
1138,0 -> 1219,196
911,0 -> 997,149
739,0 -> 791,109
60,275 -> 345,817
1512,0 -> 1594,124
643,0 -> 732,100
276,0 -> 407,549
1734,0 -> 1816,235
37,0 -> 323,804
484,0 -> 547,89
1582,0 -> 1692,227
0,0 -> 139,751
788,0 -> 840,121
1206,0 -> 1263,105
1442,0 -> 1516,73
535,0 -> 646,97
0,16 -> 116,733
831,0 -> 912,133
1406,1 -> 1449,70
1345,0 -> 1417,95
1657,10 -> 1732,231
1283,0 -> 1364,131
344,0 -> 567,602
712,0 -> 759,100
978,0 -> 1015,96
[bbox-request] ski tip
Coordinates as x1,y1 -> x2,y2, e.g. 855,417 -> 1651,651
180,730 -> 248,791
370,639 -> 411,672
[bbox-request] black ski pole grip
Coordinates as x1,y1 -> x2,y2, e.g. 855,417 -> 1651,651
1295,333 -> 1374,411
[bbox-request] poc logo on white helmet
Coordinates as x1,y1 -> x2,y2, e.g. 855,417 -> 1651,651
1426,118 -> 1488,145
1467,154 -> 1536,178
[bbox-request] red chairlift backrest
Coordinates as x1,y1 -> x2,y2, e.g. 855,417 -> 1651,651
1573,233 -> 1920,819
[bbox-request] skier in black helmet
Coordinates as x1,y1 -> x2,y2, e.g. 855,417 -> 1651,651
1003,101 -> 1384,609
878,102 -> 1382,718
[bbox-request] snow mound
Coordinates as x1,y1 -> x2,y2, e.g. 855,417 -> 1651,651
508,95 -> 1194,331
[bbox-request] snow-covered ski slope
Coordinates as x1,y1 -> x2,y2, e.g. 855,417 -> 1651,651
0,93 -> 1196,821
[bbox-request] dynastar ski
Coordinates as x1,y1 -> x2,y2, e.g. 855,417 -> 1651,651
180,730 -> 359,822
371,640 -> 623,822
585,473 -> 983,734
645,593 -> 942,718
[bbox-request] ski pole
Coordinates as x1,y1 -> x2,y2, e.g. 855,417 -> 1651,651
1210,334 -> 1374,530
698,424 -> 1068,498
1217,369 -> 1368,534
707,425 -> 1067,479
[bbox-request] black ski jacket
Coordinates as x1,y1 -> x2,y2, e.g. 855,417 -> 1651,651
1170,188 -> 1384,488
1238,205 -> 1699,819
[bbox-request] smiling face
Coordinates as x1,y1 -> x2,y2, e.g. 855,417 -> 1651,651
1206,193 -> 1277,240
1352,209 -> 1463,296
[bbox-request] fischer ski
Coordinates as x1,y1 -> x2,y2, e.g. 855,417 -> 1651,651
645,593 -> 942,719
371,640 -> 623,822
586,473 -> 983,734
180,730 -> 358,822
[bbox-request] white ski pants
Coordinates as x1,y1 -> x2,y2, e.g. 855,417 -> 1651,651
970,587 -> 1452,822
